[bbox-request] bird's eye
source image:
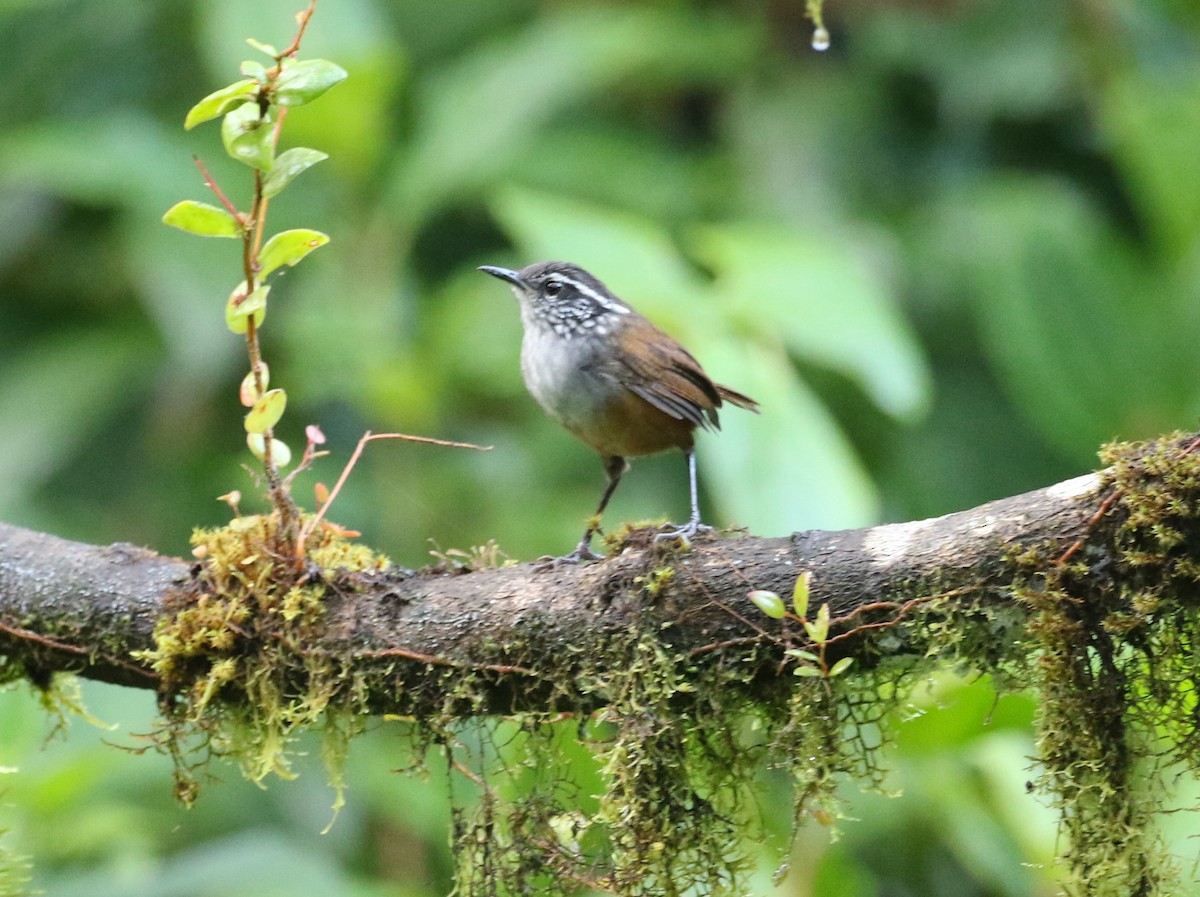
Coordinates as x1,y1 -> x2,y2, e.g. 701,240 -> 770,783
543,280 -> 563,297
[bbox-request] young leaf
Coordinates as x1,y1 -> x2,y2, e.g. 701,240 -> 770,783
804,603 -> 832,645
240,365 -> 269,407
793,666 -> 822,678
162,200 -> 240,238
793,570 -> 812,619
247,433 -> 292,467
240,60 -> 268,83
262,148 -> 329,198
784,649 -> 820,663
245,388 -> 287,434
829,657 -> 855,678
184,79 -> 258,130
273,59 -> 348,106
221,102 -> 275,171
246,38 -> 279,57
225,283 -> 270,334
259,228 -> 330,277
747,590 -> 786,619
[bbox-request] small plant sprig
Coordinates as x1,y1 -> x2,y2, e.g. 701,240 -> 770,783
162,1 -> 345,544
747,572 -> 855,679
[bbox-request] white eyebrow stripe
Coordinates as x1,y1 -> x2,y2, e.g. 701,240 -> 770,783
553,275 -> 631,314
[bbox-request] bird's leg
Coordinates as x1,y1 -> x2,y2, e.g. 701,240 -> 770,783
654,449 -> 713,545
536,456 -> 628,569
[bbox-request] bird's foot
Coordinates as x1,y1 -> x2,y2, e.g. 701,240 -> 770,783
653,519 -> 713,548
532,541 -> 605,573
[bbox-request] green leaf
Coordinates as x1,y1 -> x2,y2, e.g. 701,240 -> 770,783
828,657 -> 855,678
184,79 -> 258,130
804,603 -> 832,645
244,388 -> 287,434
246,38 -> 279,57
262,149 -> 329,198
0,331 -> 152,510
747,590 -> 786,619
221,102 -> 274,171
793,666 -> 823,678
259,229 -> 330,277
225,283 -> 270,334
926,179 -> 1186,457
273,59 -> 348,107
240,365 -> 268,407
784,649 -> 820,663
792,570 -> 812,619
393,6 -> 755,222
247,433 -> 292,467
240,60 -> 268,83
161,200 -> 240,238
693,222 -> 930,421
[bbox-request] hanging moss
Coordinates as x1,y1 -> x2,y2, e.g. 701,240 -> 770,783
136,512 -> 388,808
1017,432 -> 1200,897
0,767 -> 31,897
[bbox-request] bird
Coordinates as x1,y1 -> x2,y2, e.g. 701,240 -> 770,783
479,260 -> 759,566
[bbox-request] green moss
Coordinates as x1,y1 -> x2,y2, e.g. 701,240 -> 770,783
137,512 -> 388,808
1016,432 -> 1200,897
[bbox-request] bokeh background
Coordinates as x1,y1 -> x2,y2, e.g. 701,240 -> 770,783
2,0 -> 1200,894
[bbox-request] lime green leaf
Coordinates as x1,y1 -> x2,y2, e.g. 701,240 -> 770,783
240,60 -> 268,83
240,365 -> 268,407
245,388 -> 287,434
247,433 -> 292,467
184,79 -> 258,130
262,149 -> 328,198
747,590 -> 786,619
221,102 -> 274,171
793,570 -> 812,619
273,59 -> 348,107
804,603 -> 831,645
693,222 -> 930,421
828,657 -> 855,678
225,283 -> 269,334
162,200 -> 240,238
785,649 -> 820,663
259,228 -> 330,277
246,38 -> 278,57
793,666 -> 823,678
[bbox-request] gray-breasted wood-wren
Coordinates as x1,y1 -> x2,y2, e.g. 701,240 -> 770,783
479,260 -> 759,565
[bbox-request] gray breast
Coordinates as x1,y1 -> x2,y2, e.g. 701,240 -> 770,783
519,322 -> 615,431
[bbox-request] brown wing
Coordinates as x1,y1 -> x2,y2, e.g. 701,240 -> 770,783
609,321 -> 729,432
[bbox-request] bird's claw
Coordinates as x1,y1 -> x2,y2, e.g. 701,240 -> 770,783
532,543 -> 605,573
653,520 -> 712,547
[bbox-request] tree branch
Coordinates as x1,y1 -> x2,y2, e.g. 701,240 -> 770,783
0,467 -> 1107,709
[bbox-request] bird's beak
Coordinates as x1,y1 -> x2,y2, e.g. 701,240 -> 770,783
478,265 -> 527,290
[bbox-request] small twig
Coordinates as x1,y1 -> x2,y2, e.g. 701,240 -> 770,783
687,636 -> 765,660
273,0 -> 317,70
359,645 -> 536,677
294,431 -> 491,563
1055,489 -> 1120,566
193,157 -> 243,222
0,617 -> 158,680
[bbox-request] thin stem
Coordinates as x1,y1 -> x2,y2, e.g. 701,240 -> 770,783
294,432 -> 491,563
193,157 -> 243,221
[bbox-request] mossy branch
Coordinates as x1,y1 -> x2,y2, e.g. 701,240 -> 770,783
0,464 -> 1106,706
9,433 -> 1200,895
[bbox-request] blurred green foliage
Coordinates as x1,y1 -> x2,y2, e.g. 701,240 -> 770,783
2,0 -> 1200,894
